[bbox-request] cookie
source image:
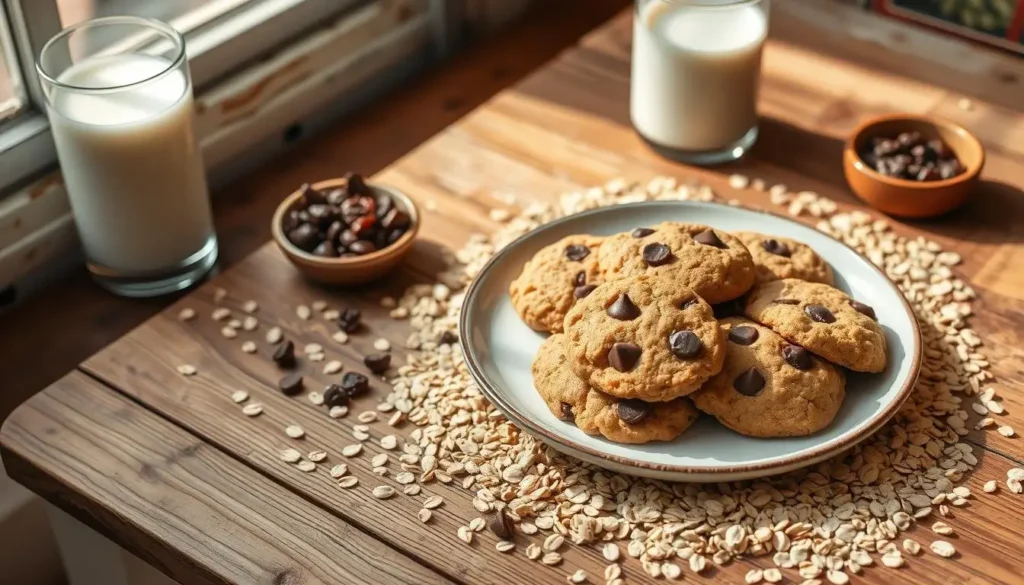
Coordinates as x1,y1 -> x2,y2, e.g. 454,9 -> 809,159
733,232 -> 834,285
532,334 -> 699,444
691,318 -> 845,437
744,279 -> 887,373
597,222 -> 755,303
563,275 -> 725,401
509,234 -> 604,333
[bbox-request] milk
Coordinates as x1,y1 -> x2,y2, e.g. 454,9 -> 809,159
48,53 -> 214,274
631,0 -> 767,159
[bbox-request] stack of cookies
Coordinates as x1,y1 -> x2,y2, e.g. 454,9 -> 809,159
511,222 -> 887,444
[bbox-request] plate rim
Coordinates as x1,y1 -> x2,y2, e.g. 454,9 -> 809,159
460,200 -> 922,477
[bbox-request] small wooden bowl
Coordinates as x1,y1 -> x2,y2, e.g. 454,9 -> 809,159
271,178 -> 420,286
843,114 -> 984,218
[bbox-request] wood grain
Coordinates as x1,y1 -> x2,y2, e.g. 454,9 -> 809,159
0,371 -> 452,585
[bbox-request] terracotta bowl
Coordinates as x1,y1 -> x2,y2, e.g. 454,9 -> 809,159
271,178 -> 420,286
843,114 -> 984,218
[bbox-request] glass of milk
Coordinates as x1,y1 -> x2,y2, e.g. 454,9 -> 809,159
631,0 -> 769,165
37,17 -> 217,297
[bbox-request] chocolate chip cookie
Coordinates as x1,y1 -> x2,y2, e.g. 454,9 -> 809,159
532,334 -> 700,443
733,232 -> 835,285
597,222 -> 755,304
509,234 -> 604,333
744,279 -> 887,373
563,275 -> 725,401
691,318 -> 846,437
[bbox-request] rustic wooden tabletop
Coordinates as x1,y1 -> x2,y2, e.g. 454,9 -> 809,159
4,2 -> 1024,584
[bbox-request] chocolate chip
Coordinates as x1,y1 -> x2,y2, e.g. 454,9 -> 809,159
574,271 -> 586,287
559,402 -> 574,422
728,326 -> 759,346
325,220 -> 344,244
607,343 -> 642,372
439,330 -> 459,345
272,340 -> 296,368
340,372 -> 370,397
287,223 -> 320,252
565,244 -> 590,261
616,399 -> 653,425
326,188 -> 347,206
299,183 -> 326,206
363,353 -> 391,375
374,191 -> 394,218
804,304 -> 836,323
631,227 -> 655,238
642,242 -> 672,266
669,330 -> 702,359
323,384 -> 349,407
313,240 -> 338,257
574,284 -> 598,299
381,208 -> 410,230
694,229 -> 727,249
733,368 -> 766,396
278,373 -> 304,396
607,293 -> 641,320
849,300 -> 877,320
489,509 -> 513,539
345,172 -> 368,195
761,239 -> 791,257
771,298 -> 800,305
782,345 -> 812,370
349,240 -> 377,255
306,203 -> 337,227
338,229 -> 359,247
336,307 -> 362,333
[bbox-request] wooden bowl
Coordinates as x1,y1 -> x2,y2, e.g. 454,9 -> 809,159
271,178 -> 420,286
843,114 -> 984,218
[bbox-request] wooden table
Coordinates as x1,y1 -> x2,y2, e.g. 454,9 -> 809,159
4,2 -> 1024,584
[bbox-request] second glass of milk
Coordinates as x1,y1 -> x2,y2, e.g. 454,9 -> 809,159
37,16 -> 217,297
631,0 -> 768,165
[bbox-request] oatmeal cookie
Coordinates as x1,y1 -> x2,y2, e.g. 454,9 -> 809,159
509,234 -> 604,333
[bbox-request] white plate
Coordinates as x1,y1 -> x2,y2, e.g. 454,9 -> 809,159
460,201 -> 921,482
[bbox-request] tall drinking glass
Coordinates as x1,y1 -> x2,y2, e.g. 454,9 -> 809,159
37,16 -> 217,297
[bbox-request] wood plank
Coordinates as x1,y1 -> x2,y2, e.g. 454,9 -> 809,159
0,371 -> 452,585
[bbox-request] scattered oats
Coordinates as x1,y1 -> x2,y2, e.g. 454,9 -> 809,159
322,360 -> 343,375
352,429 -> 370,441
329,406 -> 348,419
303,343 -> 322,355
357,411 -> 378,423
265,327 -> 283,344
296,305 -> 311,320
312,300 -> 327,312
958,97 -> 974,111
380,435 -> 398,450
495,541 -> 515,553
279,449 -> 302,463
395,472 -> 415,484
221,326 -> 238,339
763,568 -> 782,583
998,425 -> 1015,437
380,296 -> 397,309
418,509 -> 432,523
228,319 -> 242,329
285,425 -> 305,439
390,306 -> 409,319
568,569 -> 587,583
330,464 -> 348,478
662,562 -> 681,580
930,540 -> 956,557
932,521 -> 954,536
307,450 -> 327,462
241,341 -> 257,354
242,316 -> 259,331
213,287 -> 227,302
457,526 -> 473,544
953,486 -> 971,498
323,309 -> 339,321
1007,478 -> 1023,494
489,208 -> 511,222
604,564 -> 621,581
371,453 -> 389,468
689,554 -> 707,573
296,460 -> 316,473
826,570 -> 849,585
374,338 -> 392,351
902,539 -> 921,555
627,540 -> 643,558
338,476 -> 358,488
602,543 -> 620,562
984,480 -> 998,493
212,307 -> 231,321
178,308 -> 196,321
403,484 -> 421,496
176,364 -> 197,376
526,544 -> 542,560
469,517 -> 486,532
544,534 -> 565,552
881,550 -> 904,568
341,444 -> 362,457
1010,468 -> 1024,480
231,390 -> 249,403
242,403 -> 263,416
972,402 -> 989,415
372,485 -> 395,499
541,552 -> 562,566
802,581 -> 823,585
332,331 -> 349,344
307,391 -> 324,406
729,173 -> 750,189
745,569 -> 764,584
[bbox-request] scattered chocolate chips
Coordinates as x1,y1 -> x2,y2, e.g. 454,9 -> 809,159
364,353 -> 391,375
574,284 -> 598,299
850,299 -> 877,320
771,298 -> 800,305
804,304 -> 837,323
336,307 -> 362,333
733,368 -> 766,396
323,384 -> 350,407
694,229 -> 727,249
608,342 -> 642,372
642,242 -> 672,266
574,271 -> 587,287
859,132 -> 964,181
340,372 -> 370,397
669,330 -> 702,359
782,345 -> 812,370
439,330 -> 459,345
559,402 -> 574,422
278,373 -> 304,396
761,239 -> 791,257
631,227 -> 655,238
565,244 -> 590,261
490,509 -> 514,539
617,399 -> 653,425
283,173 -> 414,257
272,340 -> 296,368
607,293 -> 641,320
728,326 -> 759,346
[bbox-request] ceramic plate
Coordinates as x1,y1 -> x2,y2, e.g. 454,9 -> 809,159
460,201 -> 921,482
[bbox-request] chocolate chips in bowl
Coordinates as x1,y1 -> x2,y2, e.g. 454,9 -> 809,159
272,173 -> 420,285
858,132 -> 964,182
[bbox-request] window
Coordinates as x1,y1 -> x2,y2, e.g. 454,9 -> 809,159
0,12 -> 24,124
